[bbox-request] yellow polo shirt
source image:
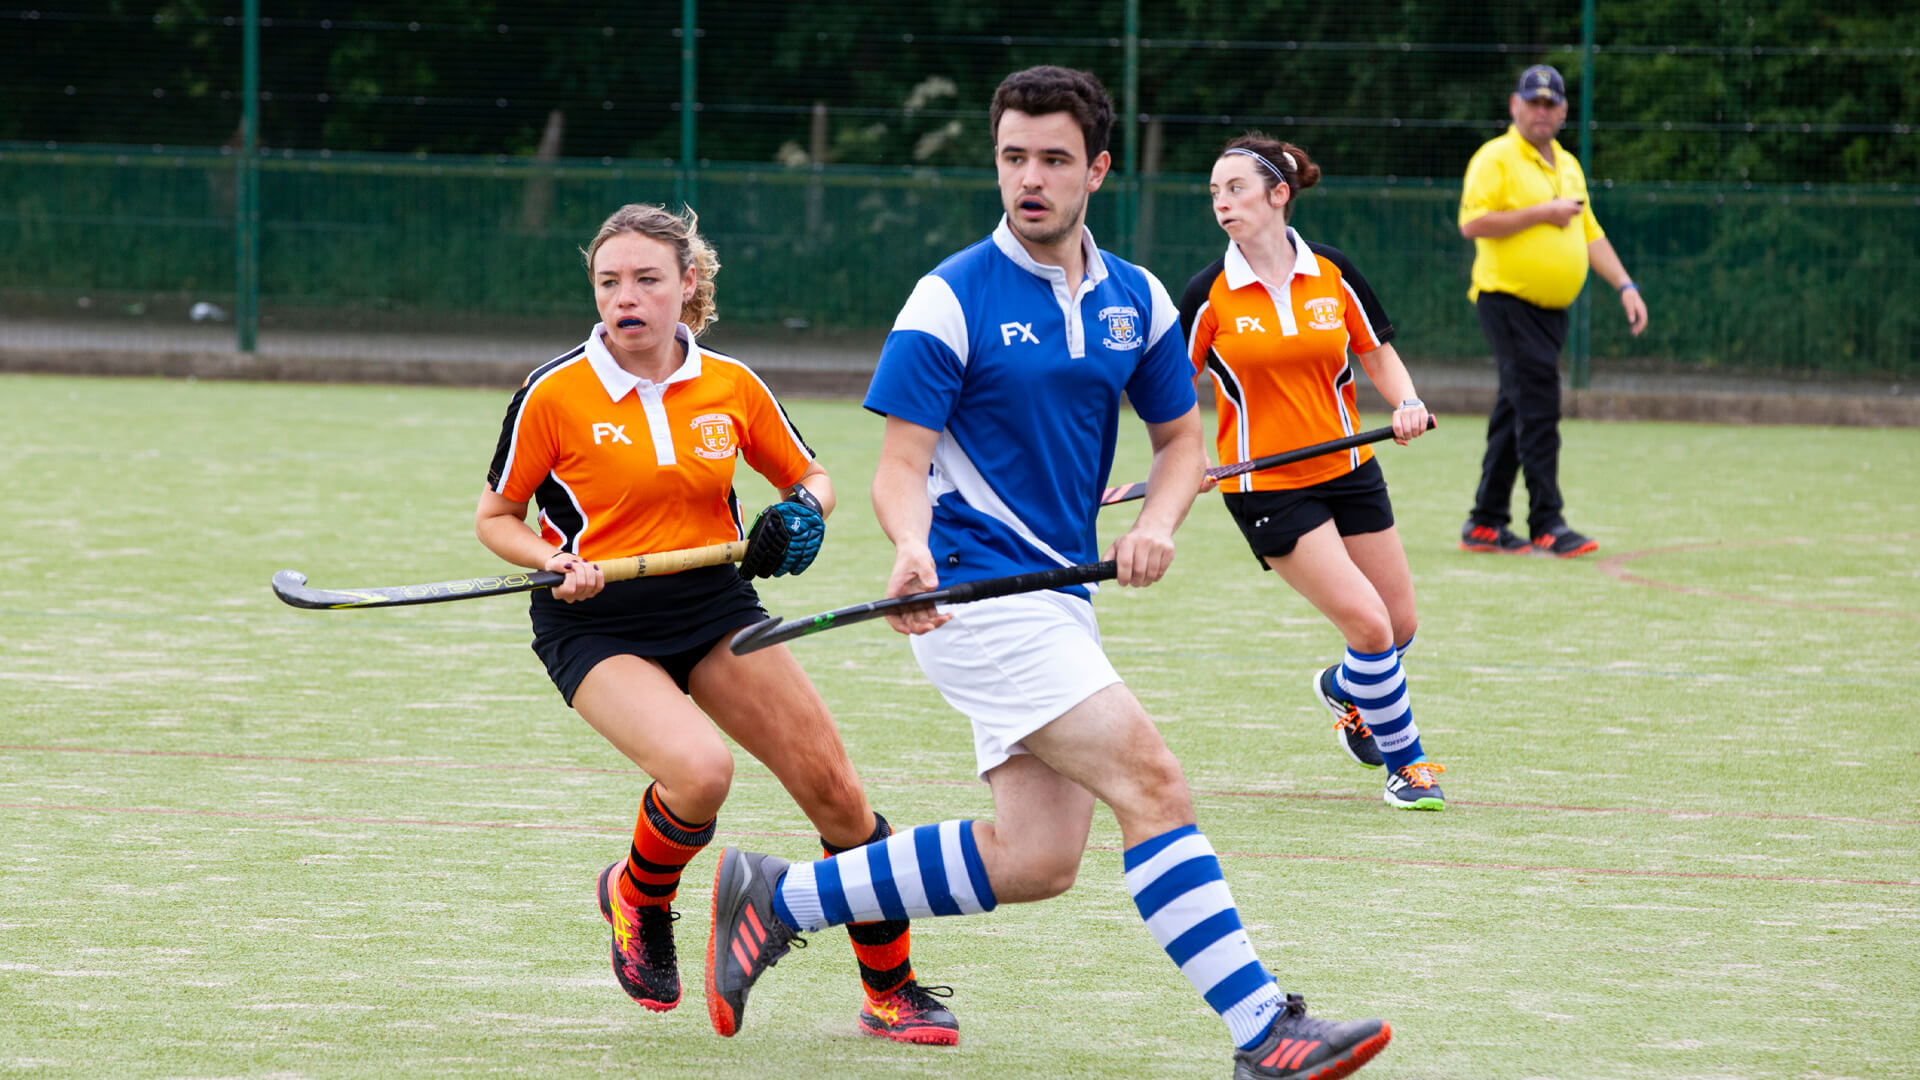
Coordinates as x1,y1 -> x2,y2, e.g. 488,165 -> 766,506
1459,126 -> 1604,309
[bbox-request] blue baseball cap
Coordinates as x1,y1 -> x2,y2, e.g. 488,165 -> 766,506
1516,64 -> 1566,105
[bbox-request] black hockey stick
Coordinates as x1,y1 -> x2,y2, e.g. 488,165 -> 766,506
272,540 -> 748,610
1098,417 -> 1435,506
729,561 -> 1117,655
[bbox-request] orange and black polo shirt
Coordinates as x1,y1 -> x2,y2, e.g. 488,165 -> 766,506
487,322 -> 815,563
1178,228 -> 1395,491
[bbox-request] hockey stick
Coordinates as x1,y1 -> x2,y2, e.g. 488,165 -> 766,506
1098,418 -> 1435,506
272,540 -> 749,610
729,560 -> 1117,655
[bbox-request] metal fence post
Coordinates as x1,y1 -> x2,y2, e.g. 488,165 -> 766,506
1571,0 -> 1596,389
1120,0 -> 1140,260
678,0 -> 698,211
236,0 -> 260,352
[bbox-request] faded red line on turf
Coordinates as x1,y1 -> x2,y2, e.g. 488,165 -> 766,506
7,745 -> 1913,827
1082,844 -> 1920,890
0,743 -> 633,775
1185,786 -> 1918,827
7,801 -> 1909,890
0,801 -> 816,841
1597,537 -> 1920,619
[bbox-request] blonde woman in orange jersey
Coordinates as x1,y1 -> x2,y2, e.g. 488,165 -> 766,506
474,204 -> 958,1042
1176,135 -> 1447,811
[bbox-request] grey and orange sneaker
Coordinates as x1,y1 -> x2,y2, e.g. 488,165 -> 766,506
1233,993 -> 1391,1080
1383,761 -> 1447,811
1460,520 -> 1530,554
597,862 -> 680,1011
706,847 -> 804,1037
1532,523 -> 1599,558
1314,666 -> 1383,769
859,980 -> 959,1045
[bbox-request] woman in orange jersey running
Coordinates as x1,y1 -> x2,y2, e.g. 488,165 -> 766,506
1177,135 -> 1447,811
475,203 -> 957,1043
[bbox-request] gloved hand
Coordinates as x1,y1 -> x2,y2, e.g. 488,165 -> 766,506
739,485 -> 825,579
769,485 -> 825,576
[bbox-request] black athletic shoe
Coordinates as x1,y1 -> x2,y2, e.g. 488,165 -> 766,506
705,847 -> 804,1037
597,862 -> 681,1010
1460,520 -> 1530,554
1233,993 -> 1392,1080
1313,666 -> 1383,769
859,980 -> 960,1045
1532,524 -> 1599,558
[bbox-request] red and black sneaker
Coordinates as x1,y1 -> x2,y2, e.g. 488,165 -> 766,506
1460,520 -> 1531,554
1233,993 -> 1392,1080
859,980 -> 959,1046
1532,524 -> 1599,558
706,847 -> 804,1037
596,862 -> 680,1011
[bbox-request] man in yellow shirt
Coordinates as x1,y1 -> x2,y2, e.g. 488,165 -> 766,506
1457,64 -> 1648,558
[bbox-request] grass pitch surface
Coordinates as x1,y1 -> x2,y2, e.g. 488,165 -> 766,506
2,373 -> 1916,1080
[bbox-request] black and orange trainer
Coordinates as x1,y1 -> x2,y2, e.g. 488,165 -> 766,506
1313,666 -> 1383,769
1233,993 -> 1392,1080
1383,761 -> 1447,811
596,862 -> 681,1011
706,847 -> 804,1037
1460,519 -> 1531,554
1532,523 -> 1599,558
859,980 -> 959,1045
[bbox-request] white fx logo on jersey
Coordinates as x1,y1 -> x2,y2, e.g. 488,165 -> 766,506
591,422 -> 632,446
999,321 -> 1040,345
1235,316 -> 1266,334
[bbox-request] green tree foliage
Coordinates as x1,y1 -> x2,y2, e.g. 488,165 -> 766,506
2,1 -> 1912,180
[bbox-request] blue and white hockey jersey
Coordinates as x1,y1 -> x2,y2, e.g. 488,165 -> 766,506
864,218 -> 1196,597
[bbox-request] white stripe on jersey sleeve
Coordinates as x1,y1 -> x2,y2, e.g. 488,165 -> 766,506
891,275 -> 970,369
706,351 -> 815,461
1339,278 -> 1383,349
1144,271 -> 1181,350
494,353 -> 586,496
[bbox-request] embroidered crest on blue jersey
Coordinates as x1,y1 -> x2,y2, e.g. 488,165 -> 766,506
1097,305 -> 1141,350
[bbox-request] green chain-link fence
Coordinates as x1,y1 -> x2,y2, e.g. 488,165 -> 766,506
4,3 -> 1916,377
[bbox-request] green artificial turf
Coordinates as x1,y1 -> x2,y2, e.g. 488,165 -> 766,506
2,374 -> 1916,1079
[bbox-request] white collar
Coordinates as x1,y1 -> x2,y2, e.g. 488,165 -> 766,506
1223,226 -> 1319,290
583,321 -> 702,401
990,216 -> 1109,286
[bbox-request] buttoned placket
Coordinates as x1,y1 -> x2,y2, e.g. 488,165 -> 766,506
584,321 -> 701,468
631,379 -> 677,467
992,219 -> 1107,360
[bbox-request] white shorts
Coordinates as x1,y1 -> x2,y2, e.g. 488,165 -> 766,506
909,589 -> 1123,777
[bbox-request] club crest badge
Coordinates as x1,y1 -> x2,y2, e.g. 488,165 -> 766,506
690,412 -> 737,460
1304,296 -> 1342,331
1098,305 -> 1142,351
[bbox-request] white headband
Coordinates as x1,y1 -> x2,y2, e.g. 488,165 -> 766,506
1224,146 -> 1298,182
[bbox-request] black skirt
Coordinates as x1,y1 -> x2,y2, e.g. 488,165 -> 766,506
529,565 -> 767,704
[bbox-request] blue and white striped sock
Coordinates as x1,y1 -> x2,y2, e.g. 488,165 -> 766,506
772,820 -> 996,932
1396,632 -> 1415,661
1126,824 -> 1283,1050
1337,645 -> 1425,772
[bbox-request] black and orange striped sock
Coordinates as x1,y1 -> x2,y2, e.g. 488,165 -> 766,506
823,812 -> 914,1000
617,782 -> 715,909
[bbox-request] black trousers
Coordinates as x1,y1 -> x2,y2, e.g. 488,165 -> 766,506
1471,291 -> 1569,536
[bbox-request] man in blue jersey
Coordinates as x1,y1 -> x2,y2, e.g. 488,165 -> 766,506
705,67 -> 1391,1080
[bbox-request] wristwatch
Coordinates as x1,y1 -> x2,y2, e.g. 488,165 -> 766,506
1399,398 -> 1425,410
